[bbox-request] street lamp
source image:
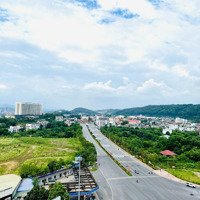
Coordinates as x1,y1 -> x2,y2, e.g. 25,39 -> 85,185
76,156 -> 83,200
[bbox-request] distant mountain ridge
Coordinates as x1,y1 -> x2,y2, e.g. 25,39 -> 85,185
70,107 -> 97,115
115,104 -> 200,122
0,105 -> 15,115
70,104 -> 200,121
96,109 -> 120,115
1,104 -> 199,122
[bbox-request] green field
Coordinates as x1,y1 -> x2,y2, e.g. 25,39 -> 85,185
0,137 -> 82,175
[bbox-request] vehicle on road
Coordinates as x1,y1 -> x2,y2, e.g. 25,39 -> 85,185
186,183 -> 196,188
134,170 -> 139,174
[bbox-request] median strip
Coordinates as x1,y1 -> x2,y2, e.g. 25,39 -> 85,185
86,125 -> 132,176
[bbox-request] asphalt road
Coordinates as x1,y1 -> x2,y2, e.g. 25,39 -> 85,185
82,123 -> 200,200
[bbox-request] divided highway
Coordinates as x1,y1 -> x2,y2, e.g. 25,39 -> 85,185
82,123 -> 200,200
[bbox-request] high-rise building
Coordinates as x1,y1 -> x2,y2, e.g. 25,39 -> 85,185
15,102 -> 42,116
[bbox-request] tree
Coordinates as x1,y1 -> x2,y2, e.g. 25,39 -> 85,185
25,185 -> 49,200
121,120 -> 128,125
48,182 -> 69,200
20,163 -> 40,178
48,160 -> 59,172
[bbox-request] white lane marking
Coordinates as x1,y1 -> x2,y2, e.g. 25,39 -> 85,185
98,162 -> 114,200
107,175 -> 159,181
120,161 -> 138,163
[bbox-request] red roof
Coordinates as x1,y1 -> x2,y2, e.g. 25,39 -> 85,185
160,150 -> 176,156
128,119 -> 140,124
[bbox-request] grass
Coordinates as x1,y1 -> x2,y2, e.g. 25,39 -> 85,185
0,137 -> 82,175
166,169 -> 200,185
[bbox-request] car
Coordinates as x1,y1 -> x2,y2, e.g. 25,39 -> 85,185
134,170 -> 139,174
186,183 -> 196,188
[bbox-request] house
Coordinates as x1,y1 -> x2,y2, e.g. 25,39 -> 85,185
15,178 -> 33,199
0,174 -> 22,200
160,150 -> 176,157
25,123 -> 40,131
55,116 -> 64,122
8,125 -> 23,133
128,119 -> 141,125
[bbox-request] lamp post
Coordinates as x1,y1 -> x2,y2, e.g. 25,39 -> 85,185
76,156 -> 82,200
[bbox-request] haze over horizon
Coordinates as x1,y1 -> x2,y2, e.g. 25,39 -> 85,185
0,0 -> 200,109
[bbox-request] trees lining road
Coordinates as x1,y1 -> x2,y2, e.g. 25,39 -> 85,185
82,123 -> 200,200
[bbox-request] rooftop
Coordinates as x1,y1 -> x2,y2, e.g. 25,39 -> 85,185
0,174 -> 21,198
160,150 -> 176,156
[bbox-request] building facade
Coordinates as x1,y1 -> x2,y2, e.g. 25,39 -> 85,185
15,102 -> 42,116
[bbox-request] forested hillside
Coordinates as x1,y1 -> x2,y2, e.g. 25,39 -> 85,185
115,104 -> 200,122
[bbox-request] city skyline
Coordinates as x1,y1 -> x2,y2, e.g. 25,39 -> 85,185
0,0 -> 200,109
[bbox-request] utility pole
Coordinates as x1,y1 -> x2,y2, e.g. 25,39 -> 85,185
77,156 -> 82,200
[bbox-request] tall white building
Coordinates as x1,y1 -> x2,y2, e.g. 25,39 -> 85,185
15,102 -> 42,116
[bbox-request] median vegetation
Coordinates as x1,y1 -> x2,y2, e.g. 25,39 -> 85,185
101,126 -> 200,184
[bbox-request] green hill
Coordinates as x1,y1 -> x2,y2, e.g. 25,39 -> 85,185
115,104 -> 200,122
71,107 -> 97,115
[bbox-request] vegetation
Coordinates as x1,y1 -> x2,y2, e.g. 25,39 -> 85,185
115,104 -> 200,122
48,182 -> 69,200
0,137 -> 82,176
101,126 -> 200,184
0,116 -> 97,177
25,184 -> 49,200
25,181 -> 69,200
70,107 -> 97,115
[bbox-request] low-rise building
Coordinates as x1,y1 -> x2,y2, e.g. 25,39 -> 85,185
37,120 -> 49,127
96,117 -> 108,127
25,123 -> 40,131
160,150 -> 176,157
8,126 -> 23,133
55,116 -> 64,122
0,174 -> 22,200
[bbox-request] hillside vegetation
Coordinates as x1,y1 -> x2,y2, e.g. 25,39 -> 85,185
70,107 -> 97,115
115,104 -> 200,122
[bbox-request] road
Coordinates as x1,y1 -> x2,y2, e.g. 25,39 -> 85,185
82,123 -> 200,200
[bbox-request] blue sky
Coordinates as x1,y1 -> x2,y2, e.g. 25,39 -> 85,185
0,0 -> 200,110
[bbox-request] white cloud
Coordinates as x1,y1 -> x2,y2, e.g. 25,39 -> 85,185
0,0 -> 200,108
83,80 -> 115,92
0,84 -> 8,90
136,79 -> 172,95
98,0 -> 157,19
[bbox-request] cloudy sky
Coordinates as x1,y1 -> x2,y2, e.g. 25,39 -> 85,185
0,0 -> 200,110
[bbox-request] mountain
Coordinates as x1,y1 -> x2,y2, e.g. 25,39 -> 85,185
115,104 -> 200,122
71,107 -> 97,115
0,105 -> 15,115
96,109 -> 120,115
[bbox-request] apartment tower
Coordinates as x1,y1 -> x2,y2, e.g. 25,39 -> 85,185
15,102 -> 42,116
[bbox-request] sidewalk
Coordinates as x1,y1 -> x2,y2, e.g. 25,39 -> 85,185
154,169 -> 185,183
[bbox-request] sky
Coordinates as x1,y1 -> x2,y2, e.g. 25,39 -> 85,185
0,0 -> 200,110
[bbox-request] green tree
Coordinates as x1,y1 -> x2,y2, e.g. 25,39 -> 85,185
48,182 -> 69,200
48,160 -> 60,172
25,185 -> 49,200
20,163 -> 41,178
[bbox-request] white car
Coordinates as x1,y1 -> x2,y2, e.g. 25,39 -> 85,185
186,183 -> 196,188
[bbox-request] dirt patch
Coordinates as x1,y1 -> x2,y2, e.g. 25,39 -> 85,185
194,172 -> 200,178
0,161 -> 19,173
